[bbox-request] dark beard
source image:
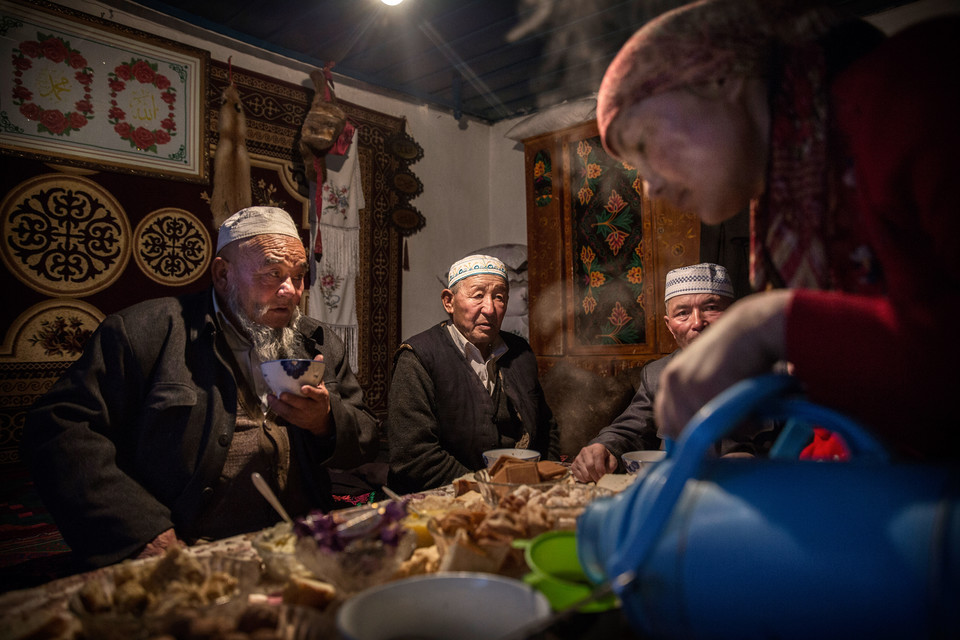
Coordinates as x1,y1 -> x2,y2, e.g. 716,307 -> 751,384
224,282 -> 308,361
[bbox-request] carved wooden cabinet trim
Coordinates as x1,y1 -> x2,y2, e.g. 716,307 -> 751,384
523,121 -> 700,378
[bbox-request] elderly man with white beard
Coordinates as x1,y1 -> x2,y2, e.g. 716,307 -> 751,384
22,206 -> 379,570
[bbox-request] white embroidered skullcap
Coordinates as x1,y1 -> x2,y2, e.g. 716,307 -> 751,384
447,254 -> 508,288
216,206 -> 301,253
664,263 -> 734,302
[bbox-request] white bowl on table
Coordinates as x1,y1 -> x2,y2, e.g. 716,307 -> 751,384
260,359 -> 324,397
336,572 -> 551,640
481,447 -> 540,468
621,449 -> 666,475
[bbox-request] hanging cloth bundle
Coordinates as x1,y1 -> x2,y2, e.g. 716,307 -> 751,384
210,57 -> 252,227
299,67 -> 353,175
301,63 -> 361,371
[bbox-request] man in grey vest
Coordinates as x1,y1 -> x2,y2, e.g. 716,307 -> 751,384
387,254 -> 559,492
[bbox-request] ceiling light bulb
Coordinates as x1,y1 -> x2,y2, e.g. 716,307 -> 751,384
381,0 -> 403,5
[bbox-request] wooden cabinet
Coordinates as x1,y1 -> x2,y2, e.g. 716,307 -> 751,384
523,121 -> 701,379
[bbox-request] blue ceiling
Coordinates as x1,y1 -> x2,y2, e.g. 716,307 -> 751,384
129,0 -> 908,123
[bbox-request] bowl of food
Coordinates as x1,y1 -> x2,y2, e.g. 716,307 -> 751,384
474,459 -> 571,507
293,502 -> 416,594
336,572 -> 551,640
621,450 -> 666,475
70,547 -> 262,640
538,484 -> 615,530
260,358 -> 325,397
482,448 -> 540,467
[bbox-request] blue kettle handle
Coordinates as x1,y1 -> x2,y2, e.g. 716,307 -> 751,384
605,373 -> 889,587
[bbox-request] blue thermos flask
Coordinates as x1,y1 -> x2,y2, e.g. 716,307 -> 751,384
577,374 -> 960,639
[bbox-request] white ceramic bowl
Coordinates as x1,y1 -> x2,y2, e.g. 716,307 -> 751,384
481,447 -> 541,467
260,359 -> 325,397
336,572 -> 551,640
621,449 -> 666,474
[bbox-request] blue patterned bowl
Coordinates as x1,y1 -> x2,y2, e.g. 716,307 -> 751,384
260,359 -> 325,397
621,450 -> 666,475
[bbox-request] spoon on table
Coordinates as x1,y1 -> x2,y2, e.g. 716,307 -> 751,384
380,485 -> 425,517
251,472 -> 293,525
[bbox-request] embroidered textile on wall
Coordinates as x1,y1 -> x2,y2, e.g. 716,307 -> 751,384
308,133 -> 363,372
570,136 -> 647,346
133,207 -> 212,286
1,174 -> 132,297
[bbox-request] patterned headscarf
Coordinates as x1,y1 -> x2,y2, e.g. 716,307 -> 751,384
597,0 -> 860,291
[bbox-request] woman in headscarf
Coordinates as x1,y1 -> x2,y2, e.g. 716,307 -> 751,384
596,0 -> 958,459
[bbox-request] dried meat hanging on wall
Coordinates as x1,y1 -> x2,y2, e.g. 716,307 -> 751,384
209,58 -> 251,227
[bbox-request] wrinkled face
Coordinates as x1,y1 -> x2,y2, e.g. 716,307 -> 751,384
442,274 -> 509,353
664,293 -> 733,349
214,234 -> 308,330
610,79 -> 768,225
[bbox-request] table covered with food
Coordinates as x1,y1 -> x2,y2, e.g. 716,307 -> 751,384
0,457 -> 640,640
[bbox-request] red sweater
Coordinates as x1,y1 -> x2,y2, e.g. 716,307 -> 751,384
785,18 -> 960,460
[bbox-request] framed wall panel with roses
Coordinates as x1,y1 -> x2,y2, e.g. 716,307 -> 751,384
0,0 -> 209,182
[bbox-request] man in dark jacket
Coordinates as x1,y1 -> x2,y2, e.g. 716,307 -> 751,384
571,263 -> 744,482
21,206 -> 379,569
387,254 -> 559,492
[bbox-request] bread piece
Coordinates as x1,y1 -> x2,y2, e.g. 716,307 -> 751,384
281,575 -> 337,609
487,455 -> 510,477
395,545 -> 441,578
453,477 -> 478,496
438,529 -> 509,573
498,461 -> 540,484
536,460 -> 569,480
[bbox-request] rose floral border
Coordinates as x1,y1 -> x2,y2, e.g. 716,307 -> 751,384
0,0 -> 209,183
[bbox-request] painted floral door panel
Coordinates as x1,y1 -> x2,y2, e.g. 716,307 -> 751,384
524,120 -> 700,373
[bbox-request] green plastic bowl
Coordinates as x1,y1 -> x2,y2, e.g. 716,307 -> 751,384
514,530 -> 618,613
